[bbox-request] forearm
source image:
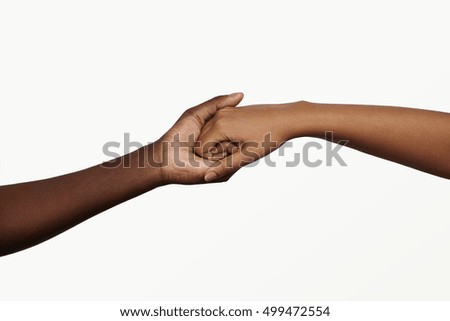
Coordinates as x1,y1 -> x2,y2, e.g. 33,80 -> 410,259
0,145 -> 162,256
289,101 -> 450,179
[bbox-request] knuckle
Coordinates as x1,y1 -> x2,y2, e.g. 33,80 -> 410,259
215,109 -> 228,120
183,106 -> 196,116
182,107 -> 203,126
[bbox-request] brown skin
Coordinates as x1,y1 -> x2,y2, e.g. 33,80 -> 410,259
0,93 -> 244,257
196,101 -> 450,181
2,95 -> 448,256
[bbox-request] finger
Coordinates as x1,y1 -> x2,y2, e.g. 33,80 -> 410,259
210,171 -> 237,183
207,141 -> 239,160
195,115 -> 234,157
226,141 -> 239,155
195,127 -> 229,158
200,116 -> 214,136
204,145 -> 257,182
184,92 -> 243,127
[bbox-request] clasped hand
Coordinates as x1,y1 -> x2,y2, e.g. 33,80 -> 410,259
152,93 -> 289,185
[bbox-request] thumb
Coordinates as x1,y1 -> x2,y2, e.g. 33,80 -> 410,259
184,92 -> 244,127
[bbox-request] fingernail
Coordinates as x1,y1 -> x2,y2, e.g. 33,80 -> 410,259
229,92 -> 243,98
204,171 -> 219,182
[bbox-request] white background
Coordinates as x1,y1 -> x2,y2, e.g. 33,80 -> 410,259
0,0 -> 449,301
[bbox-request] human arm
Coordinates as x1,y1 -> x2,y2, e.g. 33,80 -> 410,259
195,100 -> 450,180
0,93 -> 243,257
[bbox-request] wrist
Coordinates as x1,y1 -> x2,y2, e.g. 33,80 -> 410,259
100,144 -> 165,195
133,143 -> 167,188
282,100 -> 316,139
